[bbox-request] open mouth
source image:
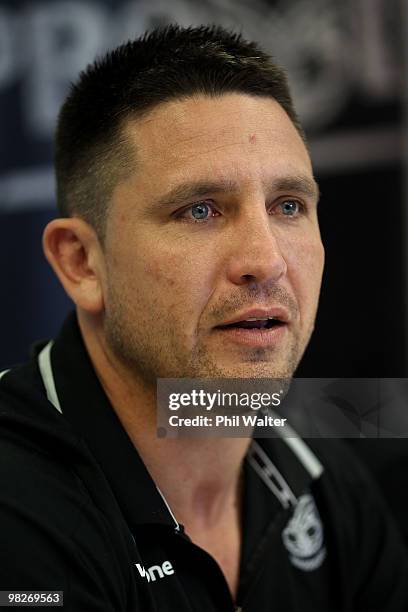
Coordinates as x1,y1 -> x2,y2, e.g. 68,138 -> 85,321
217,318 -> 284,331
213,310 -> 289,347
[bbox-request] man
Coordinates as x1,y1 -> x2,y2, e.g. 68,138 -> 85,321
0,25 -> 406,611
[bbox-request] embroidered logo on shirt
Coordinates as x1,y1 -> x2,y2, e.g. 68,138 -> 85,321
135,561 -> 175,582
282,494 -> 326,571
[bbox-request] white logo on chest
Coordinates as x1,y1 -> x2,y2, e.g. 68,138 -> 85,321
135,560 -> 175,582
282,494 -> 326,571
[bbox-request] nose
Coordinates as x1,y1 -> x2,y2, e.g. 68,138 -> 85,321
226,210 -> 288,287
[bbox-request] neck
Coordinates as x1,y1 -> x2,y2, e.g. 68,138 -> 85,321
78,312 -> 250,531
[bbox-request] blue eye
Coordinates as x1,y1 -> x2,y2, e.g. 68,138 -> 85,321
280,200 -> 300,216
175,200 -> 218,223
190,202 -> 210,220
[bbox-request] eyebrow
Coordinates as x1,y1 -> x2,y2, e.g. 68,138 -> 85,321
149,175 -> 320,212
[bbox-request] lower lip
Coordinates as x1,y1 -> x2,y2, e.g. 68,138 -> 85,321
214,324 -> 287,347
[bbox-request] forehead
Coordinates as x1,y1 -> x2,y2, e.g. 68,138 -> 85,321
122,93 -> 312,192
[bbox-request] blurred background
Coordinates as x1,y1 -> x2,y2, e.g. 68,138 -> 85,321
0,0 -> 405,375
0,0 -> 407,538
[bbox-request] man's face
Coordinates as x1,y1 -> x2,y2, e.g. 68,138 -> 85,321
103,94 -> 324,383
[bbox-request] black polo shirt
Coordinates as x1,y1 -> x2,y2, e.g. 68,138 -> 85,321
0,313 -> 407,611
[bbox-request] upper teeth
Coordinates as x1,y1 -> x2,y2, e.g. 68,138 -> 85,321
245,317 -> 275,321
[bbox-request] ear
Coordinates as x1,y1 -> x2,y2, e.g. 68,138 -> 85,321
42,217 -> 106,314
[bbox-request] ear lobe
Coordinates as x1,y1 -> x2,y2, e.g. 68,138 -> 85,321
42,217 -> 105,314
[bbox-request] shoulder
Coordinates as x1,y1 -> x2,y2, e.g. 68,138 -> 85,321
306,438 -> 408,608
0,364 -> 129,610
306,437 -> 391,503
304,437 -> 397,526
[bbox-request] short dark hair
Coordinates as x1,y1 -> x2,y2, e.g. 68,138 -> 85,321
55,24 -> 304,240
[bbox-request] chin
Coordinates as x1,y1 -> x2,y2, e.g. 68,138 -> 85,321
207,363 -> 296,380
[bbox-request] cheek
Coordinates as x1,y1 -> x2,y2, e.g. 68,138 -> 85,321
143,260 -> 176,287
300,240 -> 325,282
284,235 -> 325,309
140,249 -> 213,319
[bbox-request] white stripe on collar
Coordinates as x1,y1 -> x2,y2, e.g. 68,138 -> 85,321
277,420 -> 324,480
0,369 -> 10,381
37,338 -> 181,531
38,341 -> 63,414
156,485 -> 181,533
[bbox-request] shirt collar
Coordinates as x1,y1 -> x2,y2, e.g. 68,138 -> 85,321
45,311 -> 321,532
50,311 -> 176,532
